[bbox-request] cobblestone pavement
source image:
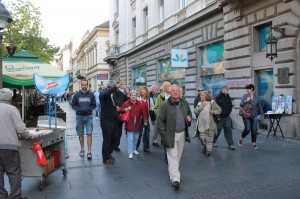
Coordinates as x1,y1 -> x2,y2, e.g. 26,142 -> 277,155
6,102 -> 300,199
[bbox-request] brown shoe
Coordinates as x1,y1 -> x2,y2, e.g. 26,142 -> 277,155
110,155 -> 116,161
103,159 -> 114,165
172,181 -> 180,189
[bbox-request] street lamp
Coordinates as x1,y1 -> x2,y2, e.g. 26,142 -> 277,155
0,0 -> 13,88
265,27 -> 285,62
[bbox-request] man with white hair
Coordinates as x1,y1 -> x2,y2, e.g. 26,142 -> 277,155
149,85 -> 159,104
156,84 -> 192,189
0,88 -> 36,199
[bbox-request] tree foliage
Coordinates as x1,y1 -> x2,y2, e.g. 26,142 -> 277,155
2,0 -> 59,63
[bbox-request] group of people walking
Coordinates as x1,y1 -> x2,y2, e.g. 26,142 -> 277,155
70,79 -> 264,190
0,77 -> 265,198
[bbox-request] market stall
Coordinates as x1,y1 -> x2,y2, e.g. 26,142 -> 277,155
3,51 -> 71,190
2,50 -> 67,121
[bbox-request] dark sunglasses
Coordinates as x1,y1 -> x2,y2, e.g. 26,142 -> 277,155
198,90 -> 204,92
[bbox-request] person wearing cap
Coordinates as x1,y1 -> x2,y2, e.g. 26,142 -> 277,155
100,80 -> 123,165
0,88 -> 36,199
118,90 -> 148,159
213,85 -> 235,150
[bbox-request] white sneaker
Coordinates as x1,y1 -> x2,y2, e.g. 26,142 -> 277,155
133,150 -> 139,155
96,117 -> 100,120
129,153 -> 133,159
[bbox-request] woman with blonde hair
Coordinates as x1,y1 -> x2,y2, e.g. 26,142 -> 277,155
136,86 -> 154,152
194,91 -> 221,157
124,86 -> 131,100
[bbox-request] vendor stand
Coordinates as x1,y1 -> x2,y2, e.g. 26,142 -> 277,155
19,72 -> 70,190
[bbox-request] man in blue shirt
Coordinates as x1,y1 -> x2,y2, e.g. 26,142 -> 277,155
72,79 -> 96,160
94,87 -> 102,120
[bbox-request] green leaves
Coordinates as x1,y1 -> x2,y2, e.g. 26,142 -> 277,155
2,0 -> 59,63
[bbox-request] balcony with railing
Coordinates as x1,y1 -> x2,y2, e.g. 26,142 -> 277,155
104,45 -> 119,65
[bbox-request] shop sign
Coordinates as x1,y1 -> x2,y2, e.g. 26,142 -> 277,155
97,73 -> 108,80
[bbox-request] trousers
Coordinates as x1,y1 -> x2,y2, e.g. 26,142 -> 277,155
0,150 -> 22,199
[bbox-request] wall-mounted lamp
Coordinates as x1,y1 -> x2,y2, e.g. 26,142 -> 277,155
265,27 -> 285,61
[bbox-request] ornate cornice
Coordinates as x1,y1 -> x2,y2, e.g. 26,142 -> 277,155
217,0 -> 242,21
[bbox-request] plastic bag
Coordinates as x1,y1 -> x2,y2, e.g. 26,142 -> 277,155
32,141 -> 48,166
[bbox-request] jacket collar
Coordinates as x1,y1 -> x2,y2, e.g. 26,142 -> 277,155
0,100 -> 11,105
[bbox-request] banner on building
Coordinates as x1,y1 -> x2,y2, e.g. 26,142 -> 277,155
97,73 -> 108,80
171,49 -> 188,68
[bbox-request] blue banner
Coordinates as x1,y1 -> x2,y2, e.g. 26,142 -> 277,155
33,73 -> 70,96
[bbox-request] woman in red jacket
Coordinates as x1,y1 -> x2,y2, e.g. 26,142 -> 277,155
118,90 -> 148,159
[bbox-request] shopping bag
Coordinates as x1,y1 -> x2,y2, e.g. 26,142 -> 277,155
120,111 -> 130,122
32,141 -> 48,166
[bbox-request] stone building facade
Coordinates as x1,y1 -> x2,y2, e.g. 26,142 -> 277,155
105,0 -> 300,139
72,21 -> 110,92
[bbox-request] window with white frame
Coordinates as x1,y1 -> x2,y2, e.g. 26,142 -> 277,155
143,8 -> 148,31
159,0 -> 164,22
132,18 -> 136,39
179,0 -> 186,10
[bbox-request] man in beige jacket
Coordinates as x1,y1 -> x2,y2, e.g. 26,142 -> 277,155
0,88 -> 36,199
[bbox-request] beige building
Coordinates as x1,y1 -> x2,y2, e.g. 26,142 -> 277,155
73,21 -> 110,92
105,0 -> 300,139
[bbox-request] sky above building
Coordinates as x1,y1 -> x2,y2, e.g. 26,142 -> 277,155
3,0 -> 110,49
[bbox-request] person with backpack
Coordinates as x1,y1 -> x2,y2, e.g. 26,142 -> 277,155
152,81 -> 171,147
238,84 -> 264,150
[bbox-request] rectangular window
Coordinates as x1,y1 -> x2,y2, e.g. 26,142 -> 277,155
200,42 -> 226,97
133,65 -> 147,86
159,58 -> 185,85
258,69 -> 274,112
132,18 -> 136,39
159,0 -> 164,22
200,42 -> 225,76
116,0 -> 119,13
143,8 -> 148,31
179,0 -> 186,10
259,25 -> 271,52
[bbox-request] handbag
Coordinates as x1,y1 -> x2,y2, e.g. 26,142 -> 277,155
210,101 -> 220,123
120,111 -> 130,122
239,101 -> 253,119
149,110 -> 156,121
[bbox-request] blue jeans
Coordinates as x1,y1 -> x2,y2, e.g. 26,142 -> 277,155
76,115 -> 93,136
137,123 -> 150,150
95,103 -> 101,118
127,132 -> 139,154
241,117 -> 258,142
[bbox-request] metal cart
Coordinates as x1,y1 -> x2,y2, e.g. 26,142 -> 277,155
20,129 -> 67,191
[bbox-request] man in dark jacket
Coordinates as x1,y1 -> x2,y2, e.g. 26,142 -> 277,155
213,85 -> 235,150
100,81 -> 123,165
112,86 -> 127,151
156,84 -> 192,190
72,79 -> 96,160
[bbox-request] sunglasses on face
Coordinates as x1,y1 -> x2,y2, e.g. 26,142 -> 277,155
198,90 -> 204,92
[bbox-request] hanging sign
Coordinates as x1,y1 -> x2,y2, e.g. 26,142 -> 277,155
171,49 -> 188,68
